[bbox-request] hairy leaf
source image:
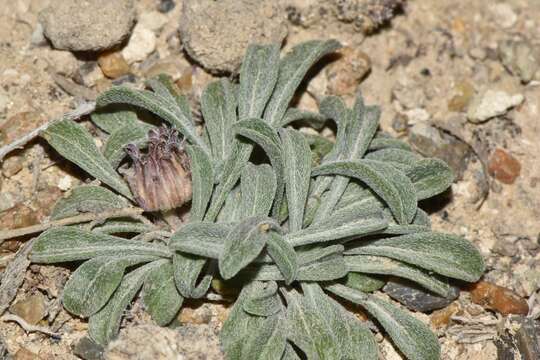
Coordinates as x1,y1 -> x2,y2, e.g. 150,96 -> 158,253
216,186 -> 243,223
96,86 -> 207,151
143,261 -> 183,326
63,255 -> 155,318
264,40 -> 341,126
346,232 -> 485,282
201,79 -> 237,163
173,253 -> 212,298
279,129 -> 311,232
42,119 -> 132,198
286,214 -> 387,247
239,44 -> 280,119
91,108 -> 139,134
343,272 -> 385,293
406,158 -> 454,200
92,219 -> 152,235
283,287 -> 342,359
233,119 -> 285,219
51,185 -> 127,220
301,283 -> 378,360
103,122 -> 152,168
89,260 -> 162,345
327,284 -> 441,360
313,160 -> 417,224
345,255 -> 450,296
186,145 -> 214,221
279,108 -> 327,129
219,217 -> 280,279
368,136 -> 412,152
241,163 -> 277,217
365,148 -> 420,169
205,139 -> 253,221
31,227 -> 171,263
267,232 -> 298,285
169,222 -> 229,259
243,281 -> 282,317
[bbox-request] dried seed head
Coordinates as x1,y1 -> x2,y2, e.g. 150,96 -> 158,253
125,126 -> 192,212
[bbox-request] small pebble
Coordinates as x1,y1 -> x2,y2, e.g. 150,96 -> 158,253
139,11 -> 168,33
158,0 -> 175,13
78,61 -> 105,88
467,89 -> 524,123
0,192 -> 17,213
430,302 -> 461,328
499,39 -> 540,84
326,46 -> 371,95
97,51 -> 131,79
1,154 -> 23,177
112,74 -> 137,86
122,24 -> 157,64
72,337 -> 104,360
447,80 -> 474,112
490,3 -> 517,29
488,148 -> 521,184
383,280 -> 460,312
9,292 -> 47,325
469,280 -> 529,315
57,175 -> 73,191
13,348 -> 37,360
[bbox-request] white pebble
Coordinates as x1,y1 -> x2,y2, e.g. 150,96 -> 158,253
122,24 -> 157,64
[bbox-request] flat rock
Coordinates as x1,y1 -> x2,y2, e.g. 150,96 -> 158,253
39,0 -> 136,52
383,279 -> 460,312
467,89 -> 524,123
179,0 -> 288,73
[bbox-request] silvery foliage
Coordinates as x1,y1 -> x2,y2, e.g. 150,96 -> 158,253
32,40 -> 484,359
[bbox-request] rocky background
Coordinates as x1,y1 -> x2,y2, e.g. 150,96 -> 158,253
0,0 -> 540,359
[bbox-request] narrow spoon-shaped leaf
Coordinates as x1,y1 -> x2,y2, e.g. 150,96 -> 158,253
327,284 -> 441,360
143,261 -> 183,326
346,232 -> 485,282
240,163 -> 277,217
42,119 -> 132,199
406,158 -> 455,200
239,44 -> 280,119
186,145 -> 214,221
264,40 -> 341,126
279,128 -> 311,232
219,217 -> 280,279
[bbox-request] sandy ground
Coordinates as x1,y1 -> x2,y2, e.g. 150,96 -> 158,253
0,0 -> 539,359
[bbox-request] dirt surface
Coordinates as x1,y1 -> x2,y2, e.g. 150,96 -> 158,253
1,0 -> 540,359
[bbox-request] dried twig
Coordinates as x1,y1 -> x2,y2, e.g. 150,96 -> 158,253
0,101 -> 96,161
0,239 -> 34,315
1,313 -> 61,338
0,207 -> 147,244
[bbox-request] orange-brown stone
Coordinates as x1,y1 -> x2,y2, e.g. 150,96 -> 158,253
469,280 -> 529,315
488,148 -> 521,184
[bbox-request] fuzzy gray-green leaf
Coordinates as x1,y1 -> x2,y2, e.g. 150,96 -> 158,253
143,261 -> 183,326
51,185 -> 128,220
301,283 -> 378,360
267,232 -> 298,284
31,227 -> 171,263
42,119 -> 132,199
406,158 -> 455,200
186,145 -> 214,222
91,109 -> 139,134
327,284 -> 441,360
103,122 -> 153,168
241,163 -> 277,217
279,128 -> 311,232
346,232 -> 485,282
243,281 -> 282,317
313,160 -> 417,224
169,222 -> 229,259
365,148 -> 420,169
63,255 -> 155,318
233,119 -> 285,218
96,86 -> 207,151
286,214 -> 387,247
264,40 -> 341,126
205,139 -> 253,222
346,255 -> 450,296
91,219 -> 152,235
89,260 -> 162,345
368,136 -> 412,152
201,79 -> 237,162
239,44 -> 280,119
173,253 -> 212,298
279,108 -> 327,129
283,287 -> 342,359
219,217 -> 280,279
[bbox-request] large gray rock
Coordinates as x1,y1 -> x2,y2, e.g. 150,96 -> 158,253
40,0 -> 136,52
180,0 -> 288,73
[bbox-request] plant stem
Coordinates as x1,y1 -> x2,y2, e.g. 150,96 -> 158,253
0,101 -> 96,161
0,207 -> 146,244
